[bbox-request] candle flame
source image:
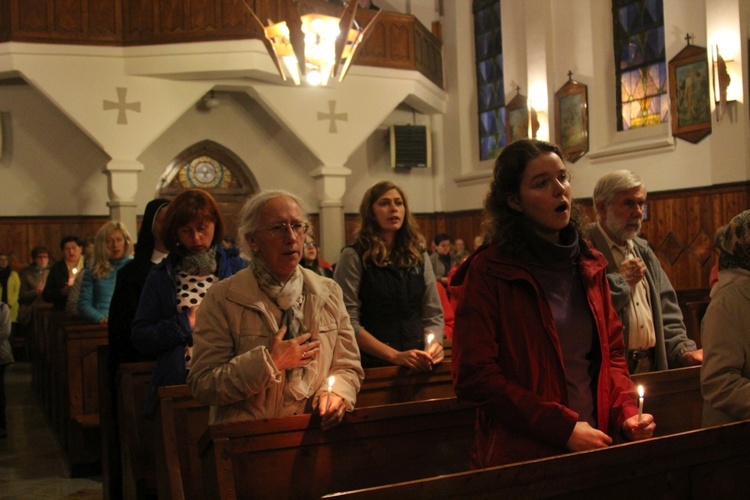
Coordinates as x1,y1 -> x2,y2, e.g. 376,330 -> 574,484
72,268 -> 78,275
637,385 -> 644,398
427,333 -> 434,344
327,375 -> 335,389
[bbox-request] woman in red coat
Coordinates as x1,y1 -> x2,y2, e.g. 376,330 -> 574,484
451,139 -> 655,468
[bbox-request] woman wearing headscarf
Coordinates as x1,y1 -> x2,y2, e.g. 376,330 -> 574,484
701,210 -> 750,426
109,199 -> 169,373
132,189 -> 246,418
187,190 -> 362,429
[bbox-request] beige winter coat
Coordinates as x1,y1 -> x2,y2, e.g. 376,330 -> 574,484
187,266 -> 364,424
701,269 -> 750,427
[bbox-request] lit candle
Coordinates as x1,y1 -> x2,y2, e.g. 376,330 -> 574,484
69,267 -> 78,286
424,332 -> 435,351
637,385 -> 644,422
326,375 -> 335,412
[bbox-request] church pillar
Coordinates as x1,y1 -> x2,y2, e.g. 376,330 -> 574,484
310,165 -> 351,264
104,159 -> 143,239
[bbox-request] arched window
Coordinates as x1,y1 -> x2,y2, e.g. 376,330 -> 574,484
612,0 -> 667,130
474,0 -> 504,160
158,140 -> 259,242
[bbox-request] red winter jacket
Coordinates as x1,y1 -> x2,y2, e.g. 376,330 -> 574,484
451,244 -> 638,468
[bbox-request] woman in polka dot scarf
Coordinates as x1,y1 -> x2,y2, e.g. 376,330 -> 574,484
131,189 -> 247,418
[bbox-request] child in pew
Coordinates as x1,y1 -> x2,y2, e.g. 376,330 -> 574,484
334,181 -> 445,370
701,210 -> 750,426
451,139 -> 655,468
77,221 -> 133,324
132,189 -> 246,419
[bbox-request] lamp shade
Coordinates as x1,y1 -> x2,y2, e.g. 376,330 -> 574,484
244,0 -> 380,86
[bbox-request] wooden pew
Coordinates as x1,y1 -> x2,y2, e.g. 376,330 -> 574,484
115,360 -> 158,499
36,311 -> 108,477
154,360 -> 456,500
676,287 -> 710,348
328,420 -> 750,499
356,360 -> 454,407
199,398 -> 475,499
631,366 -> 701,436
31,304 -> 64,417
155,384 -> 211,500
63,321 -> 109,476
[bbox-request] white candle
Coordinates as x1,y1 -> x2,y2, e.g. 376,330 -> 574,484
424,332 -> 435,351
637,385 -> 644,422
326,375 -> 335,412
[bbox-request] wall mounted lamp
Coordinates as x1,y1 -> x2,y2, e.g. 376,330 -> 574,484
242,0 -> 380,86
711,43 -> 741,120
528,84 -> 549,141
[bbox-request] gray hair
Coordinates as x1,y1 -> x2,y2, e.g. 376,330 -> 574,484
236,189 -> 309,256
593,170 -> 644,217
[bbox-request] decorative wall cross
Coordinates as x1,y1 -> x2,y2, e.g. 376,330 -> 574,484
103,87 -> 141,125
317,100 -> 347,133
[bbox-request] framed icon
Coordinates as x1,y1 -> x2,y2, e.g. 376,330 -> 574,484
554,74 -> 588,163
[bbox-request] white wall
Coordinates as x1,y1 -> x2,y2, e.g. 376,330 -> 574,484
441,0 -> 749,212
1,0 -> 748,222
0,81 -> 110,216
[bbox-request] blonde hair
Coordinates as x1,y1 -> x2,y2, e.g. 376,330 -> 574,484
91,221 -> 133,279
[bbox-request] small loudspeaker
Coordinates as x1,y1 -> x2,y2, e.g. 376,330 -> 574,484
389,124 -> 431,168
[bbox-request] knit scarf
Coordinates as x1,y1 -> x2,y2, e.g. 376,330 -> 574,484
252,259 -> 316,402
177,247 -> 218,276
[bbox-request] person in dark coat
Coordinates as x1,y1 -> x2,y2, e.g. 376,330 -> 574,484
105,198 -> 168,500
131,189 -> 247,418
108,198 -> 169,382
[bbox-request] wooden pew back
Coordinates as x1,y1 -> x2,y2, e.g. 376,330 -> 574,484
631,366 -> 701,436
154,360 -> 455,500
116,361 -> 158,498
328,419 -> 750,498
199,398 -> 475,499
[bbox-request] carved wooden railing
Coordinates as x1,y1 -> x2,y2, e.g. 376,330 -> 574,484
0,0 -> 443,88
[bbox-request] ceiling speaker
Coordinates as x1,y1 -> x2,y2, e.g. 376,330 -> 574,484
390,125 -> 431,168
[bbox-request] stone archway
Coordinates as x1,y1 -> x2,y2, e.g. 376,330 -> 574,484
158,140 -> 259,243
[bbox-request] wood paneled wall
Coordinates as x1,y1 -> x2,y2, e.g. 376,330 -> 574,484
0,0 -> 443,87
0,216 -> 108,271
2,184 -> 748,289
344,182 -> 750,291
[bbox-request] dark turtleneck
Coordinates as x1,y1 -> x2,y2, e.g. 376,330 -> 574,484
524,224 -> 598,428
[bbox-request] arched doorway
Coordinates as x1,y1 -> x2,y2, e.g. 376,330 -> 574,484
158,140 -> 258,244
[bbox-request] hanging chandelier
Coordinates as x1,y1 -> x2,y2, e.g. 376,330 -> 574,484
243,0 -> 381,86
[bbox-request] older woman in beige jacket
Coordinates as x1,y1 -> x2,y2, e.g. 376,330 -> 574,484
701,210 -> 750,427
187,190 -> 363,429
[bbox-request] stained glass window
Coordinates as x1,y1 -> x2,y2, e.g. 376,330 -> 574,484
612,0 -> 667,130
474,0 -> 505,160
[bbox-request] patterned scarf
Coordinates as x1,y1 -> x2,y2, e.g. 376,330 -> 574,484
177,247 -> 218,276
252,258 -> 317,402
719,210 -> 750,271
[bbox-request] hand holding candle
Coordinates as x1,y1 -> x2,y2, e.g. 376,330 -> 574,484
637,385 -> 644,422
326,375 -> 335,412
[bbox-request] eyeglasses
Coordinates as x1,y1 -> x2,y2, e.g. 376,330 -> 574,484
303,241 -> 318,248
262,222 -> 310,239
